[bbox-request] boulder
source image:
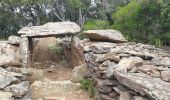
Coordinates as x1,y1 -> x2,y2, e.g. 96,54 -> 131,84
84,30 -> 127,43
8,35 -> 21,45
5,81 -> 29,97
71,36 -> 85,67
0,92 -> 14,100
71,64 -> 88,82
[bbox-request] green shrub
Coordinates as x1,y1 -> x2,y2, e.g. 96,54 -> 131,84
83,19 -> 110,31
80,79 -> 95,98
59,56 -> 67,65
112,0 -> 170,46
48,43 -> 62,54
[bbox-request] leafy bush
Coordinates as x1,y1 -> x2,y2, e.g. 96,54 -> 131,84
48,43 -> 62,55
112,0 -> 170,46
80,79 -> 95,98
83,19 -> 110,31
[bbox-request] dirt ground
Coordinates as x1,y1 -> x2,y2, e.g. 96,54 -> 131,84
31,37 -> 92,100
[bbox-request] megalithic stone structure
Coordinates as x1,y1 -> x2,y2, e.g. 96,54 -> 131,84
18,21 -> 81,68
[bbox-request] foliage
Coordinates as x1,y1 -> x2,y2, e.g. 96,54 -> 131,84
80,79 -> 95,98
112,0 -> 170,46
83,19 -> 110,31
48,43 -> 62,55
59,56 -> 67,65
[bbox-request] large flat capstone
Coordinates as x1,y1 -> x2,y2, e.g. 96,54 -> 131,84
18,22 -> 81,37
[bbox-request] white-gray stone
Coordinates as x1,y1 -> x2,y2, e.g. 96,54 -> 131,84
5,81 -> 29,97
84,30 -> 127,43
8,35 -> 21,45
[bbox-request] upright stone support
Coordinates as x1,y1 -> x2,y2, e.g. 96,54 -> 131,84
28,37 -> 34,68
20,37 -> 34,67
20,37 -> 29,67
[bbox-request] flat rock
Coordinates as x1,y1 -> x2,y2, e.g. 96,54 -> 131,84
84,30 -> 127,43
0,71 -> 19,89
97,52 -> 120,63
5,81 -> 29,97
18,22 -> 81,37
116,57 -> 143,72
113,71 -> 170,100
8,35 -> 21,45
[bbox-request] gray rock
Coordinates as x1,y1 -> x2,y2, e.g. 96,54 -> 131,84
71,36 -> 85,67
5,81 -> 29,97
152,57 -> 170,67
71,64 -> 88,83
133,96 -> 149,100
0,92 -> 14,100
84,30 -> 127,43
119,92 -> 132,100
0,71 -> 19,89
8,35 -> 21,45
113,71 -> 170,100
97,92 -> 116,100
116,57 -> 143,72
18,22 -> 81,36
98,85 -> 112,93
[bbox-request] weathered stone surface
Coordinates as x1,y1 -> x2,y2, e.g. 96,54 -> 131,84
116,57 -> 143,72
123,50 -> 155,59
152,57 -> 170,66
20,37 -> 29,67
0,72 -> 19,89
83,42 -> 116,53
18,22 -> 81,37
71,64 -> 88,82
108,91 -> 119,98
84,30 -> 127,43
133,96 -> 149,100
113,71 -> 170,100
161,70 -> 170,82
5,81 -> 29,97
119,92 -> 132,100
71,36 -> 85,67
0,92 -> 14,100
97,52 -> 120,63
137,65 -> 158,73
8,35 -> 21,45
97,92 -> 116,100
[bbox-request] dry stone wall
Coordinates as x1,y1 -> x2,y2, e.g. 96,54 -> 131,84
80,30 -> 170,100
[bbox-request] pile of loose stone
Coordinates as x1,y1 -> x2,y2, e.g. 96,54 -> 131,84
0,36 -> 41,100
80,30 -> 170,100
